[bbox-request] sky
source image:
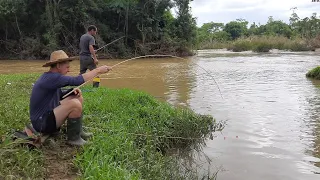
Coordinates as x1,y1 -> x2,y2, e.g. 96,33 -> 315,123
189,0 -> 320,27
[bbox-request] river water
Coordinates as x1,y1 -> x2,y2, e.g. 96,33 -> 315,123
0,49 -> 319,179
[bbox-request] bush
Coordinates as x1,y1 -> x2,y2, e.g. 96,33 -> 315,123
306,66 -> 320,80
230,39 -> 252,52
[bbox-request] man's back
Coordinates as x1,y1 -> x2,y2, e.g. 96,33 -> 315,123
30,72 -> 84,121
79,33 -> 95,56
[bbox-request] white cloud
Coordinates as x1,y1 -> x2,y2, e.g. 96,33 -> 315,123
190,0 -> 320,26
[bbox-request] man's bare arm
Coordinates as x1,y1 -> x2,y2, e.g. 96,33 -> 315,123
89,45 -> 98,62
82,66 -> 111,81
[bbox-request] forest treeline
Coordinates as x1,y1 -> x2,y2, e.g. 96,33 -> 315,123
0,0 -> 197,59
0,1 -> 319,59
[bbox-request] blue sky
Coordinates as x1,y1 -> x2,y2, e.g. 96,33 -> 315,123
190,0 -> 320,27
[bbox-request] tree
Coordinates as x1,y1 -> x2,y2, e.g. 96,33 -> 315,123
173,0 -> 197,47
224,19 -> 248,39
265,20 -> 293,38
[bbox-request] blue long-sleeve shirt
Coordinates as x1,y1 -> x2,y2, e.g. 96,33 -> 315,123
29,72 -> 85,122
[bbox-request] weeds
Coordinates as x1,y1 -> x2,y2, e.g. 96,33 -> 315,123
76,87 -> 223,179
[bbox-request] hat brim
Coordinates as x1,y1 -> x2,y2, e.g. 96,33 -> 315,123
42,57 -> 77,67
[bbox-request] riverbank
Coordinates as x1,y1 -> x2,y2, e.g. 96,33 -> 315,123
0,74 -> 222,179
198,36 -> 320,53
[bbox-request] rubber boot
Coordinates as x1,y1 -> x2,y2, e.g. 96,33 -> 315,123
92,77 -> 100,88
80,115 -> 93,140
67,118 -> 87,146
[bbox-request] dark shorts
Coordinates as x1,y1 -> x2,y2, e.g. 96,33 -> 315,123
31,110 -> 58,134
80,55 -> 97,74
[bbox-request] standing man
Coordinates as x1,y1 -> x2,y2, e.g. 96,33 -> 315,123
79,25 -> 100,87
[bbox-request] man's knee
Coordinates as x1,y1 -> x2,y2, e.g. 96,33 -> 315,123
78,95 -> 83,104
69,99 -> 82,111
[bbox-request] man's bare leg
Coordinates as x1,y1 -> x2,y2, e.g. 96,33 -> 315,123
53,95 -> 86,146
54,95 -> 83,128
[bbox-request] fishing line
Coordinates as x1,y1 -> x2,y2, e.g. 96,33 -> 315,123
86,126 -> 216,140
95,36 -> 125,52
63,55 -> 223,99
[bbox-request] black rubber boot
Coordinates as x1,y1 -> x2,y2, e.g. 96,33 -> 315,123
67,118 -> 87,146
80,115 -> 93,140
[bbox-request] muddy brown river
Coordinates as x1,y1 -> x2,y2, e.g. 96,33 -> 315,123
1,49 -> 319,179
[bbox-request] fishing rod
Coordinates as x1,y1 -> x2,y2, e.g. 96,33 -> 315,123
69,36 -> 125,60
62,55 -> 223,99
95,36 -> 125,52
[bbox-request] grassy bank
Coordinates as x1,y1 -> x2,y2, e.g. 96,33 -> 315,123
306,66 -> 320,80
199,36 -> 320,52
0,74 -> 222,179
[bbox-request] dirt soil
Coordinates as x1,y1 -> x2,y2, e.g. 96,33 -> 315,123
42,133 -> 81,180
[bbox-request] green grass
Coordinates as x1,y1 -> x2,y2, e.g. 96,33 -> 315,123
0,74 -> 45,179
0,74 -> 223,179
306,66 -> 320,80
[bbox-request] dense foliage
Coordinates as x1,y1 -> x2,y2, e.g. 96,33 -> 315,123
0,0 -> 197,59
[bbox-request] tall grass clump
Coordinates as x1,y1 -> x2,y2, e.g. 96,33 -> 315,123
0,74 -> 223,179
250,36 -> 279,52
228,38 -> 252,52
197,41 -> 232,50
76,88 -> 223,179
284,38 -> 312,51
309,35 -> 320,49
306,66 -> 320,80
230,36 -> 312,52
198,35 -> 316,52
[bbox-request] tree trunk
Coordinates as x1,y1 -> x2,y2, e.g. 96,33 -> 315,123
15,14 -> 22,37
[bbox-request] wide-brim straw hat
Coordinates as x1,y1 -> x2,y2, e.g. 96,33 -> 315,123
43,50 -> 76,67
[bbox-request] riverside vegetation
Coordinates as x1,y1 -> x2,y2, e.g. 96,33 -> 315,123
306,67 -> 320,80
197,13 -> 320,52
0,74 -> 224,179
0,0 -> 198,59
1,1 -> 320,60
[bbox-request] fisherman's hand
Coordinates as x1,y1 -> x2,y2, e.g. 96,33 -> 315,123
94,58 -> 99,65
97,65 -> 112,74
74,88 -> 82,96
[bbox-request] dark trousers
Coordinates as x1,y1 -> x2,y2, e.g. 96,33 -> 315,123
79,55 -> 97,74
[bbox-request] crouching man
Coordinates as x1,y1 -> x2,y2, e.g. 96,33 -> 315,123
29,50 -> 112,146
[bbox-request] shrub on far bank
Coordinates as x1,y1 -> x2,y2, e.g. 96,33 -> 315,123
309,35 -> 320,49
306,66 -> 320,80
230,39 -> 252,52
284,39 -> 312,51
198,35 -> 317,52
